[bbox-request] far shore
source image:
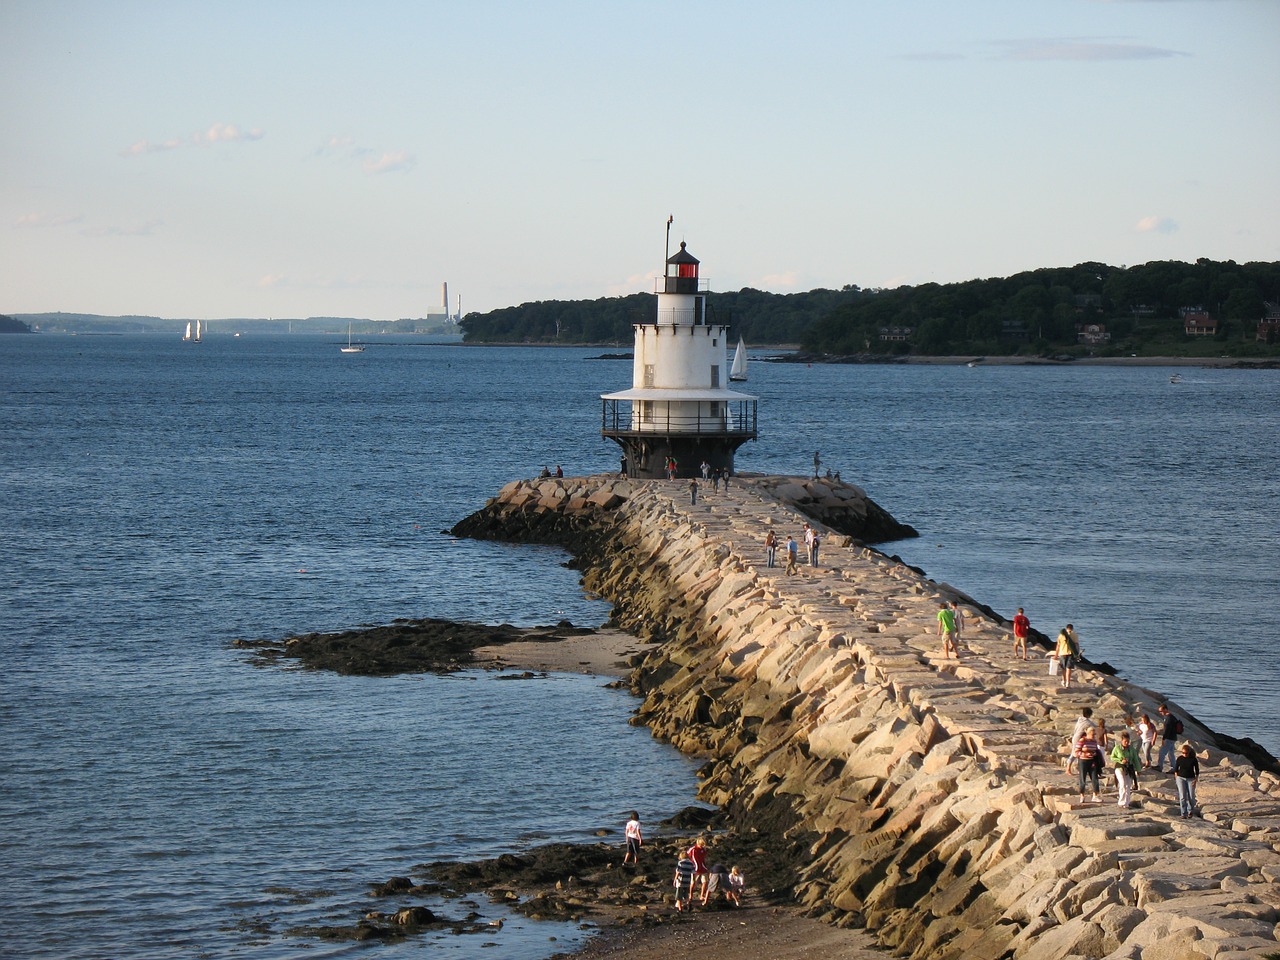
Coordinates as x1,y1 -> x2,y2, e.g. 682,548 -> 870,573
445,341 -> 1279,368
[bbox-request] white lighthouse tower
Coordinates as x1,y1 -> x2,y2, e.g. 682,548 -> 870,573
601,231 -> 757,479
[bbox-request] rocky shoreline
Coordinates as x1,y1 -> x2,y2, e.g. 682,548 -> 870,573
445,473 -> 1280,960
237,473 -> 1280,958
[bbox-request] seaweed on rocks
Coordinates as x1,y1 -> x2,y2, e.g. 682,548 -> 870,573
233,618 -> 595,676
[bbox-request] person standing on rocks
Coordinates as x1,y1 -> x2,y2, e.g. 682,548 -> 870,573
1110,731 -> 1141,809
809,529 -> 821,567
1067,706 -> 1094,775
950,601 -> 966,648
937,602 -> 959,658
1138,712 -> 1156,769
686,837 -> 710,900
673,854 -> 695,911
1156,703 -> 1182,773
1174,742 -> 1200,818
623,811 -> 643,864
1055,624 -> 1080,689
700,460 -> 710,481
689,477 -> 698,505
1012,607 -> 1030,660
785,535 -> 799,575
1076,726 -> 1103,803
764,529 -> 777,568
813,450 -> 821,478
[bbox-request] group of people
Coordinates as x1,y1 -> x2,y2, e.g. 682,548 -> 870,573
622,815 -> 746,911
762,523 -> 822,574
672,837 -> 745,911
537,465 -> 564,478
1067,704 -> 1201,818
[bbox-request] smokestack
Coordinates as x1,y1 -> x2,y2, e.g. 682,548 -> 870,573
442,282 -> 449,320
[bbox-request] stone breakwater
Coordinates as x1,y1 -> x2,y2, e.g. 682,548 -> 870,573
455,474 -> 1280,960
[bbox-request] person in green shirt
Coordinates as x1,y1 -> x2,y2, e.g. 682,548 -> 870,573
937,603 -> 958,658
1110,730 -> 1142,809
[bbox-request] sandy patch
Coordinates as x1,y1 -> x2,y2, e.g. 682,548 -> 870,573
472,627 -> 656,678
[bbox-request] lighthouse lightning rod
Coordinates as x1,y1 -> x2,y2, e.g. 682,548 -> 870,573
665,214 -> 673,272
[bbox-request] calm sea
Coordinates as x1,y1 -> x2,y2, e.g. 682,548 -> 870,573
1,334 -> 1277,958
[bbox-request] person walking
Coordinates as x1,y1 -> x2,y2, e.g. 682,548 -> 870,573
785,535 -> 799,575
1138,712 -> 1156,769
623,811 -> 643,864
1110,731 -> 1142,809
1156,703 -> 1182,773
1174,742 -> 1200,818
1076,727 -> 1103,803
809,530 -> 821,567
1055,624 -> 1080,689
1012,608 -> 1030,660
689,477 -> 698,505
937,602 -> 959,658
950,601 -> 966,649
764,529 -> 777,568
673,855 -> 695,912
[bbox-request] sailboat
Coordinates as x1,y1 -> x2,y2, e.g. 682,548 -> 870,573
182,322 -> 192,341
340,322 -> 365,353
193,319 -> 202,343
729,337 -> 748,382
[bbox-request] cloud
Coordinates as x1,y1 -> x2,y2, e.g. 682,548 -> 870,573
318,135 -> 416,175
81,220 -> 163,237
15,212 -> 84,228
363,149 -> 415,175
1135,215 -> 1179,234
992,37 -> 1190,61
122,123 -> 264,156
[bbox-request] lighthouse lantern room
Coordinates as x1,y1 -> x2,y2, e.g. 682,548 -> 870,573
601,232 -> 757,479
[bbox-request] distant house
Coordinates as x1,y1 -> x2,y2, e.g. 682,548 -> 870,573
1259,302 -> 1280,344
1077,323 -> 1111,345
1001,319 -> 1029,341
1181,307 -> 1217,337
879,326 -> 912,342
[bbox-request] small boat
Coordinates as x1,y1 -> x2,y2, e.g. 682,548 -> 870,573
183,320 -> 202,342
729,337 -> 748,381
1169,374 -> 1182,384
340,322 -> 365,353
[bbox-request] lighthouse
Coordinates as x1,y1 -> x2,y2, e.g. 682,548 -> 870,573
601,233 -> 757,479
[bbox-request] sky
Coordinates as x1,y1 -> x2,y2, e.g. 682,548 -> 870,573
2,0 -> 1278,320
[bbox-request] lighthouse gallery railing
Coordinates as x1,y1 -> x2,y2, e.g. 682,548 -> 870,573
601,399 -> 757,438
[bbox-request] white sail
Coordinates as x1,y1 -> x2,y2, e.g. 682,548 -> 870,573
729,337 -> 748,381
340,321 -> 365,353
194,319 -> 202,342
182,322 -> 192,341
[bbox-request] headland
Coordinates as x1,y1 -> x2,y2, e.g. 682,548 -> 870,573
450,472 -> 1280,960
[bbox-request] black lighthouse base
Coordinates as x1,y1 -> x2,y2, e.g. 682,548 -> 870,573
606,433 -> 752,480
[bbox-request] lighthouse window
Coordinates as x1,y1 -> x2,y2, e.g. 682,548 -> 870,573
678,263 -> 697,278
640,401 -> 653,424
710,365 -> 720,388
643,364 -> 655,388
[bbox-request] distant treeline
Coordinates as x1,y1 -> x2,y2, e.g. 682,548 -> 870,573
460,259 -> 1280,357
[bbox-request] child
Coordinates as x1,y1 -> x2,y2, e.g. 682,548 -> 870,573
623,811 -> 642,864
673,856 -> 695,912
727,866 -> 745,906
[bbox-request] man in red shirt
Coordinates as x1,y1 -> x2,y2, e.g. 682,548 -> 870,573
1012,608 -> 1030,660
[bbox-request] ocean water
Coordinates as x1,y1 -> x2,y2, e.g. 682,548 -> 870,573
1,334 -> 1277,958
